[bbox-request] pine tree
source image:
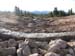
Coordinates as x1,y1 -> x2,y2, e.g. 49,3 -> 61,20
68,8 -> 73,15
14,6 -> 23,16
53,7 -> 59,16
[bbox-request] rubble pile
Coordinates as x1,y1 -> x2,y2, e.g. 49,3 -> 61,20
3,16 -> 75,33
0,38 -> 75,56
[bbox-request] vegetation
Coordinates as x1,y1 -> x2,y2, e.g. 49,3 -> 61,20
14,6 -> 75,17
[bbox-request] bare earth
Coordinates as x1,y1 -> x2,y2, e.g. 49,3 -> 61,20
0,12 -> 75,56
0,12 -> 75,32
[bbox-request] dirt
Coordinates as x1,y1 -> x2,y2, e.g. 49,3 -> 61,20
0,12 -> 75,32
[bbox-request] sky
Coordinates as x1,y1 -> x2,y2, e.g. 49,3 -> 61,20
0,0 -> 75,12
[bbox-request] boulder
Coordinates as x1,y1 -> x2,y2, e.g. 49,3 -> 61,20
74,48 -> 75,51
28,40 -> 38,48
19,40 -> 28,48
0,41 -> 8,48
1,47 -> 16,56
68,48 -> 74,55
38,48 -> 47,55
58,49 -> 69,56
31,48 -> 38,53
29,53 -> 40,56
0,39 -> 2,42
8,55 -> 12,56
34,41 -> 48,50
27,23 -> 34,27
66,54 -> 72,56
17,48 -> 23,56
67,41 -> 75,47
44,52 -> 60,56
22,45 -> 31,56
8,39 -> 17,47
48,39 -> 67,52
28,39 -> 48,49
18,39 -> 31,56
17,40 -> 24,44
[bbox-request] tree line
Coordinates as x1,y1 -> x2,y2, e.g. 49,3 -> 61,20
14,6 -> 75,17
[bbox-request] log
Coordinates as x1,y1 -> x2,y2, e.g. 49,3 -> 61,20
0,27 -> 75,40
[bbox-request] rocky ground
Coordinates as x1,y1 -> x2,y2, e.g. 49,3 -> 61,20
0,38 -> 75,56
1,15 -> 75,33
0,12 -> 75,33
0,12 -> 75,56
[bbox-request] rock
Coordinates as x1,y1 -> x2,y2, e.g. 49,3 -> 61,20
66,54 -> 72,56
0,41 -> 8,48
29,53 -> 40,56
67,41 -> 75,47
35,41 -> 48,50
0,39 -> 2,42
19,40 -> 31,56
17,48 -> 23,56
24,28 -> 32,32
27,23 -> 34,27
74,48 -> 75,51
2,47 -> 16,56
24,39 -> 30,44
28,40 -> 38,48
44,52 -> 60,56
28,39 -> 48,49
22,45 -> 31,56
19,42 -> 27,48
68,48 -> 74,55
8,55 -> 12,56
38,48 -> 47,55
8,39 -> 17,47
48,39 -> 67,52
17,40 -> 24,44
59,49 -> 69,56
31,48 -> 38,53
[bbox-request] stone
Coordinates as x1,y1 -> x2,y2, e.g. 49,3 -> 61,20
8,39 -> 17,47
0,41 -> 8,48
1,47 -> 16,56
44,52 -> 60,56
31,48 -> 38,53
8,55 -> 12,56
22,45 -> 31,56
48,39 -> 67,52
17,40 -> 24,44
68,48 -> 74,55
29,53 -> 40,56
74,48 -> 75,51
0,39 -> 2,42
59,49 -> 69,56
19,40 -> 28,48
66,54 -> 72,56
28,40 -> 38,48
67,41 -> 75,47
27,23 -> 34,27
35,41 -> 48,50
28,39 -> 48,49
38,48 -> 47,55
17,48 -> 23,56
18,39 -> 31,56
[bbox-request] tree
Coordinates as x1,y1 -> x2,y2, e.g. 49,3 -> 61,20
49,12 -> 53,17
14,6 -> 23,16
53,7 -> 59,16
58,10 -> 67,16
14,6 -> 20,16
68,8 -> 73,15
